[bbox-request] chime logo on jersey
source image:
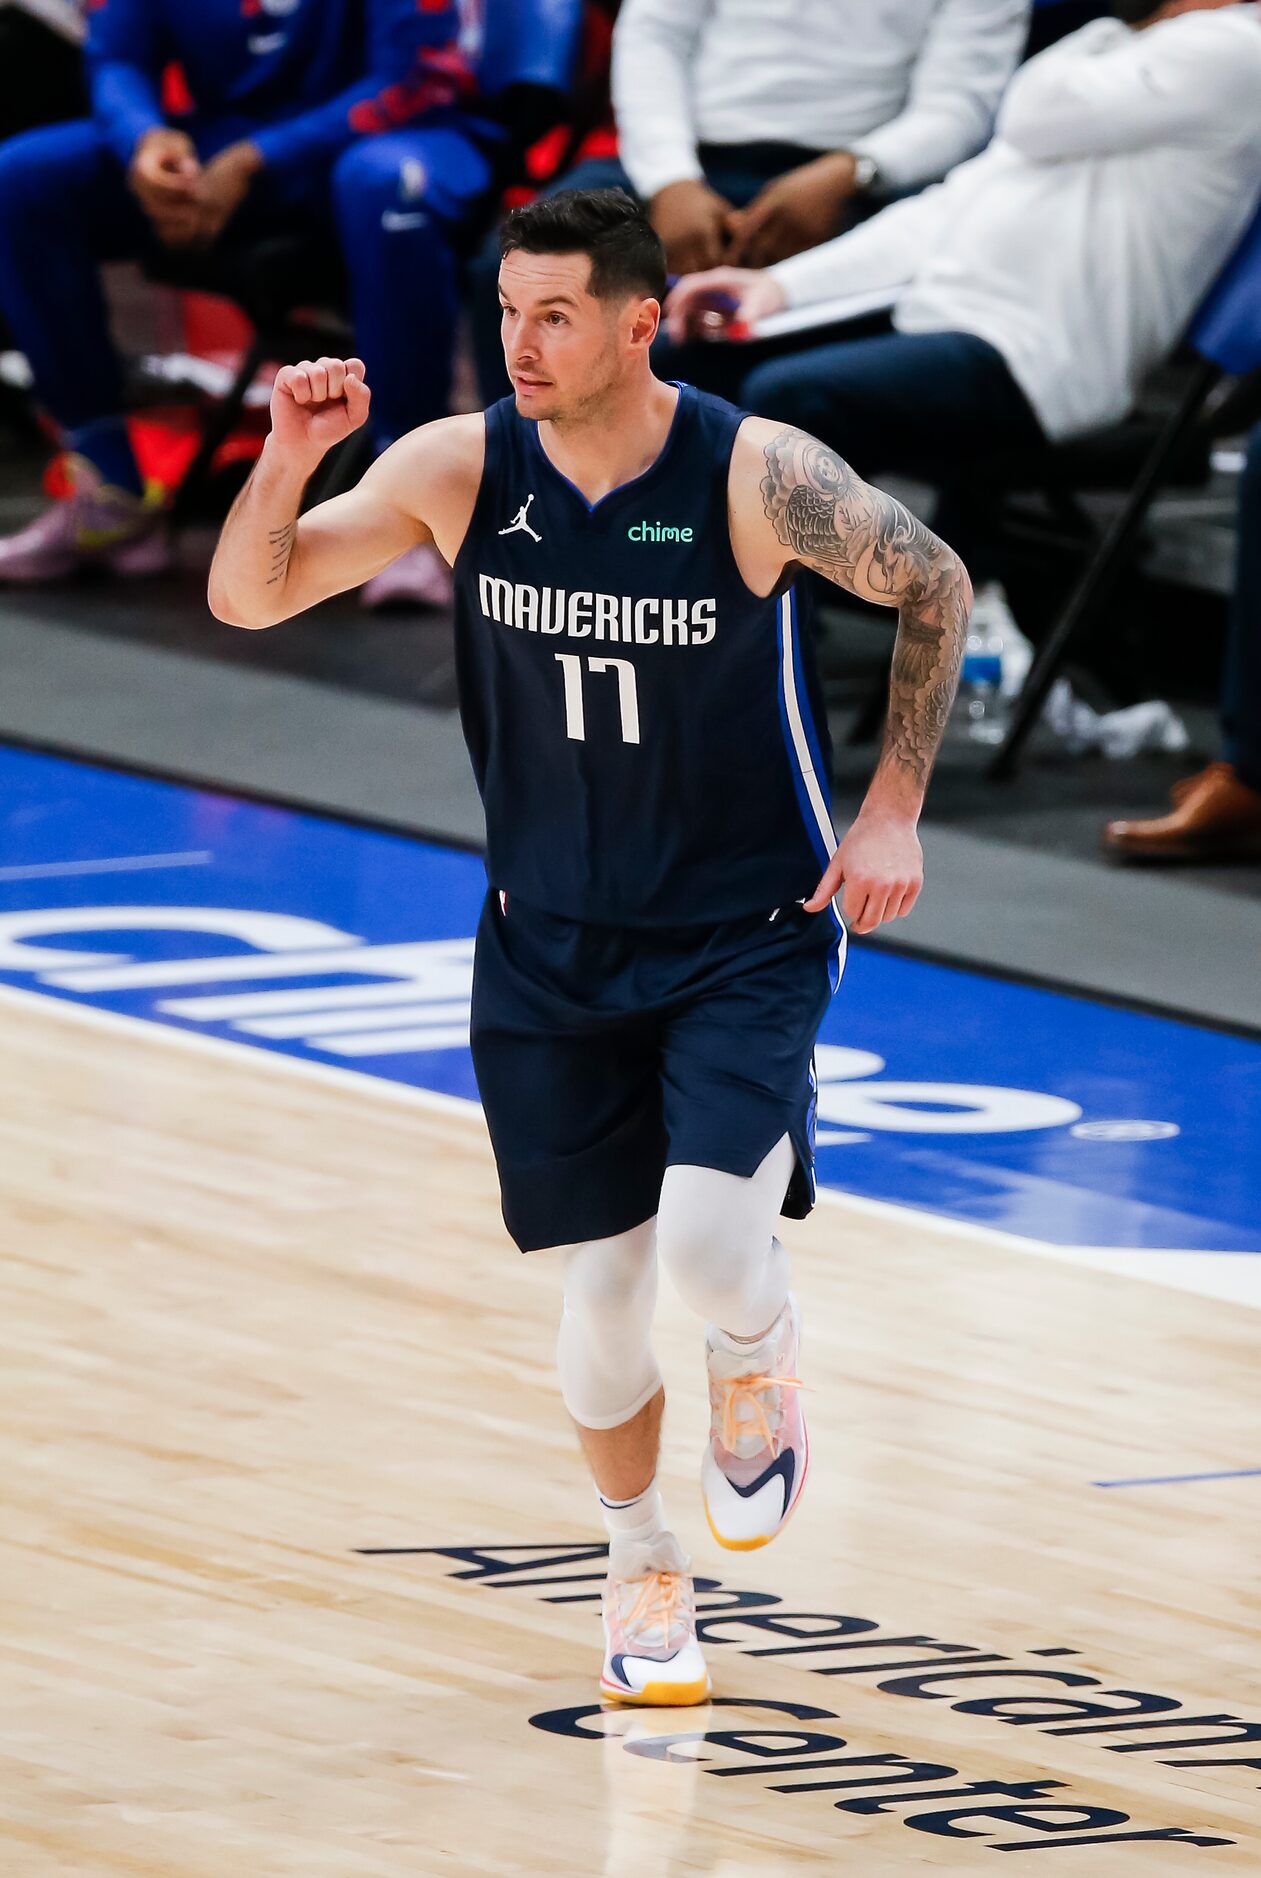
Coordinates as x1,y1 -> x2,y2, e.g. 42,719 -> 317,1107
478,574 -> 717,645
628,520 -> 694,543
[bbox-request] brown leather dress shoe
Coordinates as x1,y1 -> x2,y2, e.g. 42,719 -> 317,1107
1103,762 -> 1261,862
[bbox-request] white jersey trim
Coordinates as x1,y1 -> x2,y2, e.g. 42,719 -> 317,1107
779,589 -> 849,951
779,589 -> 837,860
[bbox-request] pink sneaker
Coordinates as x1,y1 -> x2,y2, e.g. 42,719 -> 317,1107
703,1295 -> 809,1551
360,542 -> 453,611
0,456 -> 170,584
600,1533 -> 710,1707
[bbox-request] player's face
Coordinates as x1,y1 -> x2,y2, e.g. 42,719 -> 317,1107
498,251 -> 651,421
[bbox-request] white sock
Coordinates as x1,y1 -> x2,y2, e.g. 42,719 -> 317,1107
598,1480 -> 668,1550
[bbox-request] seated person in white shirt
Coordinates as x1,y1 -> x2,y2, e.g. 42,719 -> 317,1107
666,0 -> 1261,513
613,0 -> 1030,273
472,0 -> 1029,402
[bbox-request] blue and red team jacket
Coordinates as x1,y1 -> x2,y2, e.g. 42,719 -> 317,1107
83,0 -> 578,181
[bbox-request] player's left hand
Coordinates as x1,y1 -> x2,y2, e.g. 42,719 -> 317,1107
805,810 -> 923,933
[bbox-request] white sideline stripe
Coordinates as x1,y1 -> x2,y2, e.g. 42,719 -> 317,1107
318,1025 -> 472,1056
0,851 -> 213,882
0,981 -> 477,1122
779,590 -> 837,860
2,978 -> 1255,1309
238,1001 -> 470,1039
48,941 -> 424,993
162,981 -> 462,1021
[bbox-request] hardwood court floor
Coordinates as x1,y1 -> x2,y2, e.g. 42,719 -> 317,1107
1,990 -> 1259,1875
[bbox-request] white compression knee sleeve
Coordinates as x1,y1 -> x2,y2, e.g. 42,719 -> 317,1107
655,1133 -> 795,1337
555,1219 -> 663,1429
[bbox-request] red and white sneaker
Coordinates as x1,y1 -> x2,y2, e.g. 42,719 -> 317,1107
703,1295 -> 809,1551
600,1533 -> 710,1707
0,456 -> 170,584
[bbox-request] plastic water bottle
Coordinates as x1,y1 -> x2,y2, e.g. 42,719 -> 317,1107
954,582 -> 1031,745
957,619 -> 1008,745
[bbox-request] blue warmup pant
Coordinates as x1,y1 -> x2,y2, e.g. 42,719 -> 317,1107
1222,420 -> 1261,794
330,127 -> 500,451
737,328 -> 1046,483
0,114 -> 498,482
0,117 -> 331,464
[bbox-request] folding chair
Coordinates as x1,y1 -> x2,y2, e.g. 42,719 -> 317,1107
988,199 -> 1261,779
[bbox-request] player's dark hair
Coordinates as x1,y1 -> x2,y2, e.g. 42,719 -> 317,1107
499,188 -> 668,304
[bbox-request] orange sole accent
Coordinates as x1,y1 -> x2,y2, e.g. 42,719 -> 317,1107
704,1499 -> 771,1550
699,1494 -> 778,1554
600,1676 -> 712,1708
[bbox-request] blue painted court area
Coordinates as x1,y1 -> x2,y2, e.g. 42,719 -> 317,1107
1,743 -> 1257,1255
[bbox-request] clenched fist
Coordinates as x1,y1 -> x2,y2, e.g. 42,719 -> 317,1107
270,356 -> 371,467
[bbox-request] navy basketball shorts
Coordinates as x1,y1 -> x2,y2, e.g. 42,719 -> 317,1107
469,889 -> 848,1252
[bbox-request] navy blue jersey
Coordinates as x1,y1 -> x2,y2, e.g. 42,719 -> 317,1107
451,383 -> 838,927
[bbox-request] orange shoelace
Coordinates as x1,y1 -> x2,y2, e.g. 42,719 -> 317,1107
624,1571 -> 687,1651
715,1372 -> 806,1456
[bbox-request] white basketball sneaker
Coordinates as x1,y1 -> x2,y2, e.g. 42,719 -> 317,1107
703,1295 -> 809,1550
600,1532 -> 710,1707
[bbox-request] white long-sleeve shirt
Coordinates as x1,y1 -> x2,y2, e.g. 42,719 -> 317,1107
611,0 -> 1030,200
769,6 -> 1261,441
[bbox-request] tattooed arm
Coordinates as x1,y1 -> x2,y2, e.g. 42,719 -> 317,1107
209,355 -> 481,628
733,419 -> 972,933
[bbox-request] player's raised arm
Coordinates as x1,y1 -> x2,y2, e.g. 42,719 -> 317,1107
735,417 -> 972,934
207,356 -> 480,629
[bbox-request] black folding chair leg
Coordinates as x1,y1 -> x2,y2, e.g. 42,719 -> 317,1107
169,335 -> 269,528
986,358 -> 1220,781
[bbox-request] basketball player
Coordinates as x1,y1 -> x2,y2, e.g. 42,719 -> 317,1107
209,189 -> 971,1708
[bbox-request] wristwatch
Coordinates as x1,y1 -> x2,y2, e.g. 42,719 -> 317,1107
850,153 -> 879,192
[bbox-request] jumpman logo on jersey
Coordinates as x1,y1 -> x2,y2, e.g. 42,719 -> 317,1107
498,494 -> 542,543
